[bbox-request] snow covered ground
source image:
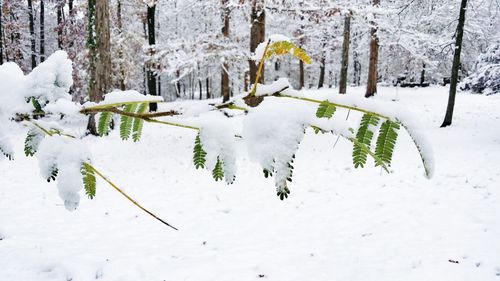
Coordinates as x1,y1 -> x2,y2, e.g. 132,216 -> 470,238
1,86 -> 500,281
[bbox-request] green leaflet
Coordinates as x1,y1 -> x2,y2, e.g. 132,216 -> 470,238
375,120 -> 400,167
97,112 -> 113,137
119,103 -> 138,140
81,162 -> 96,199
132,103 -> 148,142
24,129 -> 44,157
316,101 -> 336,119
0,146 -> 13,161
193,133 -> 207,169
47,165 -> 58,182
277,184 -> 290,200
352,114 -> 380,168
212,157 -> 224,182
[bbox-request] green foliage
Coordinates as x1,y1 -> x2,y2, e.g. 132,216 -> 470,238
0,147 -> 13,161
212,157 -> 224,182
193,133 -> 207,169
119,103 -> 138,140
47,165 -> 58,182
316,101 -> 336,119
132,103 -> 148,142
352,114 -> 380,168
81,162 -> 96,199
264,41 -> 312,64
375,120 -> 400,167
277,184 -> 290,200
24,129 -> 44,157
97,112 -> 113,137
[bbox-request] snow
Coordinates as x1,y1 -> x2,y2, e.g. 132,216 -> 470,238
198,111 -> 238,184
253,77 -> 294,96
36,136 -> 92,211
1,86 -> 500,280
84,90 -> 164,108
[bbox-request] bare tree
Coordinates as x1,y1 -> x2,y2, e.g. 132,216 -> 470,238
27,0 -> 36,69
365,0 -> 380,98
146,2 -> 158,111
441,0 -> 468,127
39,0 -> 45,63
221,0 -> 230,102
249,0 -> 265,84
87,0 -> 111,135
339,13 -> 351,94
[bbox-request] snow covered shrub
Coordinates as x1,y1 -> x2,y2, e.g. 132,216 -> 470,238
461,43 -> 500,95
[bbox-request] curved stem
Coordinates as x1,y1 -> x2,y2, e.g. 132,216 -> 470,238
276,94 -> 392,121
88,163 -> 178,230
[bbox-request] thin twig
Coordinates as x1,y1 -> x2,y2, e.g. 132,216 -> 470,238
88,164 -> 178,230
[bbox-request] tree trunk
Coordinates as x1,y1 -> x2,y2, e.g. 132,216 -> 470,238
87,0 -> 111,135
249,0 -> 265,84
299,60 -> 305,89
221,0 -> 230,102
27,0 -> 36,69
206,77 -> 211,99
420,62 -> 426,86
146,4 -> 158,111
339,14 -> 351,94
365,0 -> 380,98
0,1 -> 4,65
441,0 -> 468,128
318,56 -> 325,88
39,0 -> 45,63
199,78 -> 202,100
117,0 -> 126,90
57,2 -> 63,49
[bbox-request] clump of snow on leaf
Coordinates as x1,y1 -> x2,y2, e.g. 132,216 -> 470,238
243,98 -> 311,191
199,112 -> 237,184
25,50 -> 73,104
37,136 -> 92,211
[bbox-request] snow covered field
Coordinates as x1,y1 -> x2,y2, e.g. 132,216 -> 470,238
1,86 -> 500,281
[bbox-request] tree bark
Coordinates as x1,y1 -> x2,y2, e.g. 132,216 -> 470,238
39,0 -> 45,63
206,77 -> 211,99
441,0 -> 468,128
146,4 -> 158,111
339,14 -> 351,94
57,2 -> 63,49
87,0 -> 111,135
221,0 -> 230,102
318,56 -> 325,88
27,0 -> 36,69
0,0 -> 4,65
365,0 -> 380,98
420,62 -> 426,86
117,0 -> 126,90
249,0 -> 265,84
299,60 -> 305,89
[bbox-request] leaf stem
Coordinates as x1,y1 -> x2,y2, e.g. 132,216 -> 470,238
87,163 -> 178,230
250,39 -> 272,97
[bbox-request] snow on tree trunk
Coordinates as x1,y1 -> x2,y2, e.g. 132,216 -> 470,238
365,0 -> 380,98
250,0 -> 266,84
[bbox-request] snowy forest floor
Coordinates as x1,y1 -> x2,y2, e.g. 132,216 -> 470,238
1,86 -> 500,281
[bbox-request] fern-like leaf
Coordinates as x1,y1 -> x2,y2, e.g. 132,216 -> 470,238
375,120 -> 400,167
277,183 -> 291,200
193,133 -> 207,169
81,162 -> 96,199
119,103 -> 138,140
212,157 -> 224,182
264,41 -> 312,64
24,129 -> 44,157
316,101 -> 336,119
132,103 -> 148,142
97,112 -> 113,137
352,114 -> 380,168
47,165 -> 58,182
